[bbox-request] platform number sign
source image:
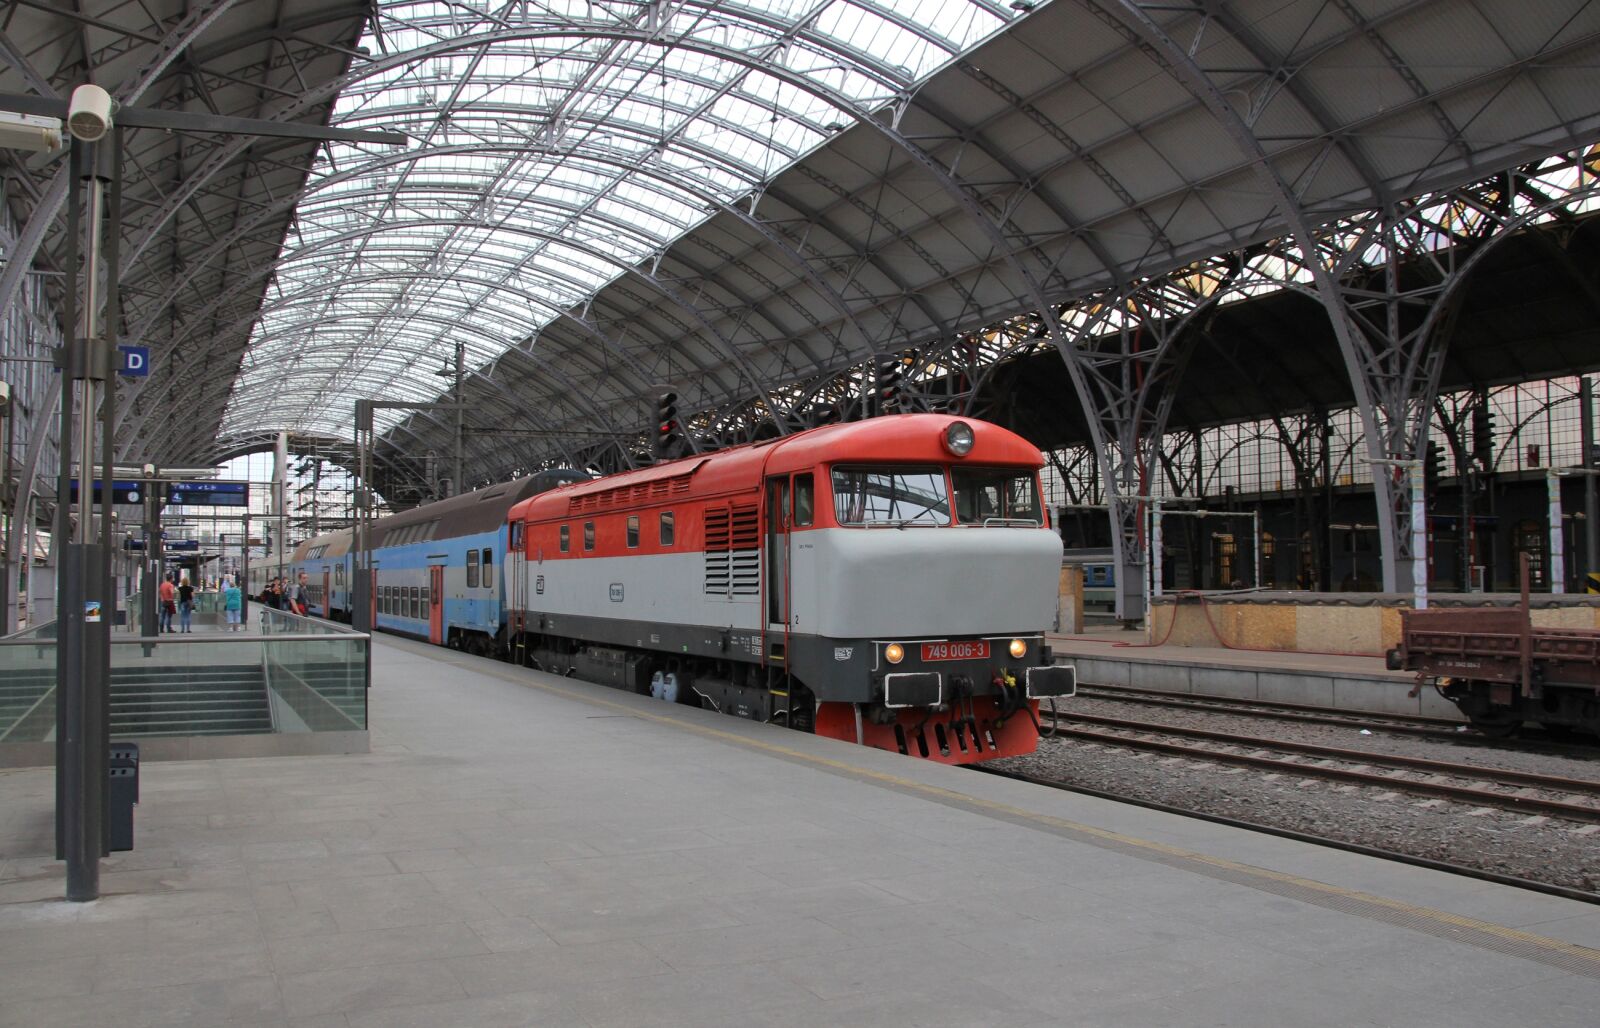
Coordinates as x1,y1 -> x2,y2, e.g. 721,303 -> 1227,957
117,345 -> 150,377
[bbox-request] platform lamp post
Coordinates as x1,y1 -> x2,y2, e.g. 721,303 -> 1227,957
0,89 -> 405,903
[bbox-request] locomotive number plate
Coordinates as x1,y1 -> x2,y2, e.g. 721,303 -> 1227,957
921,641 -> 989,662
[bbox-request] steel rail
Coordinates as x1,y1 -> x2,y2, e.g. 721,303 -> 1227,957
1043,714 -> 1600,824
971,765 -> 1600,907
1073,684 -> 1600,753
1052,710 -> 1600,794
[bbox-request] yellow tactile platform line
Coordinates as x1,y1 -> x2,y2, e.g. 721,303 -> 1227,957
411,643 -> 1600,979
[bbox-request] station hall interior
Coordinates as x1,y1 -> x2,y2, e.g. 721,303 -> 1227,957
3,1 -> 1600,1025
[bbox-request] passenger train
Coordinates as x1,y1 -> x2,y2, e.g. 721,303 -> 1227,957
273,414 -> 1075,764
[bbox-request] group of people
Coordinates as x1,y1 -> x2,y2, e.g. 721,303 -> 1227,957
156,574 -> 192,633
257,573 -> 310,617
151,570 -> 308,633
156,574 -> 243,632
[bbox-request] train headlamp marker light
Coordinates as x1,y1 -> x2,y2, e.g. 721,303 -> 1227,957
885,642 -> 905,664
1009,638 -> 1027,659
942,421 -> 975,456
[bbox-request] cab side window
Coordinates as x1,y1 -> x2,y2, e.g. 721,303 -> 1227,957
659,511 -> 675,546
583,521 -> 595,551
559,524 -> 570,553
626,516 -> 640,548
793,474 -> 815,527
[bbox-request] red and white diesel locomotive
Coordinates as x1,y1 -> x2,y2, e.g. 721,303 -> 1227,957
503,414 -> 1074,763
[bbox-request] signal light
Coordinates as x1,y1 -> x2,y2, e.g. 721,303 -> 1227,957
1471,397 -> 1495,472
870,353 -> 908,413
1424,441 -> 1445,493
655,391 -> 681,461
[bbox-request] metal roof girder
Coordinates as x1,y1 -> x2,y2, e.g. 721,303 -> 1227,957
114,217 -> 681,432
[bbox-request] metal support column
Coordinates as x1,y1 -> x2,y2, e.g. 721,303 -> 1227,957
453,340 -> 464,497
1583,377 -> 1598,588
140,464 -> 160,638
55,136 -> 112,901
1149,500 -> 1163,599
353,401 -> 372,635
1549,470 -> 1566,595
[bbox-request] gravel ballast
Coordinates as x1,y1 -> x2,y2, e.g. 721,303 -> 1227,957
994,695 -> 1600,894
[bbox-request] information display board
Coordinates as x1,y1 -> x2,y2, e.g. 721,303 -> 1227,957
165,481 -> 249,507
68,479 -> 147,505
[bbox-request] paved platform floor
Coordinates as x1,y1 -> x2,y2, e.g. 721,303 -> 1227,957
2,634 -> 1598,1026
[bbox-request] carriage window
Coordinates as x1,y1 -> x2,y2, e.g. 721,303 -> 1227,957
410,586 -> 419,618
951,468 -> 1042,526
466,549 -> 480,589
626,516 -> 639,548
793,474 -> 814,527
509,523 -> 523,552
559,524 -> 570,553
481,548 -> 492,583
659,511 -> 675,546
831,465 -> 950,526
584,521 -> 595,551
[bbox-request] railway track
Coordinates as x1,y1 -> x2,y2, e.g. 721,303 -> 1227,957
974,763 -> 1600,906
1041,708 -> 1600,824
1074,684 -> 1597,752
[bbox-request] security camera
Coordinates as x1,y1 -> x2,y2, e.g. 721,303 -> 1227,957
67,84 -> 113,142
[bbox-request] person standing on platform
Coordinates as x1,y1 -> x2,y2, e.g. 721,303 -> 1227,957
292,572 -> 310,616
158,574 -> 176,634
177,576 -> 196,633
222,578 -> 242,631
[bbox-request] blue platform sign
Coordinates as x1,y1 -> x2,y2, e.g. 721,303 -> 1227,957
118,345 -> 150,377
166,539 -> 200,552
69,479 -> 145,505
166,480 -> 249,507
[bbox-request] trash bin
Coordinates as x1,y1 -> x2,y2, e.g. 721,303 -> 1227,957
108,742 -> 139,852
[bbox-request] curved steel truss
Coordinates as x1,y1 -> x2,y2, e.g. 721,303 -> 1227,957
3,0 -> 1600,614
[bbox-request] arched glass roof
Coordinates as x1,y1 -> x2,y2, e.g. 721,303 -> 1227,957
223,0 -> 1022,439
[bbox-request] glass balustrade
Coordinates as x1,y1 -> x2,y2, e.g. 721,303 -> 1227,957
0,612 -> 367,746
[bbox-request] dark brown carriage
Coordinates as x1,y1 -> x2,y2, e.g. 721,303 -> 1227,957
1388,558 -> 1600,737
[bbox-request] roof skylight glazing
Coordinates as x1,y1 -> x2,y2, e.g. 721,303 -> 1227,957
223,0 -> 1020,440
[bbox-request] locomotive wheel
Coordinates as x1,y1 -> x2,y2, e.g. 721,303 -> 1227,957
1468,716 -> 1523,738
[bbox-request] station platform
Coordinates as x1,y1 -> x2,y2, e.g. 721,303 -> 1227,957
1047,624 -> 1459,719
2,635 -> 1596,1026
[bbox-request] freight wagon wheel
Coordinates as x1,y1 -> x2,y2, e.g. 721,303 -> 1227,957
1468,716 -> 1523,738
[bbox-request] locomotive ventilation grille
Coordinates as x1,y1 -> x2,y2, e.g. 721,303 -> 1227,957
568,475 -> 693,513
705,504 -> 760,598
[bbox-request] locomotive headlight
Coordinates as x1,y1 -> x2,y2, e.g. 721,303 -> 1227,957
942,421 -> 975,456
885,642 -> 905,664
1009,638 -> 1027,659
